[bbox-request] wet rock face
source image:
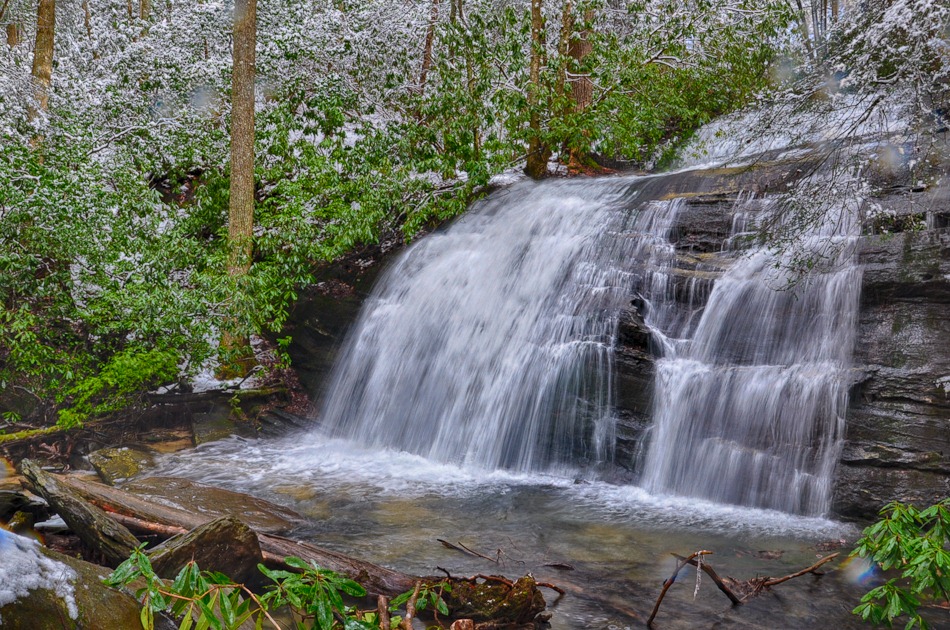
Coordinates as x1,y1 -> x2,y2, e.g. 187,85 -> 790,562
613,188 -> 950,520
834,228 -> 950,519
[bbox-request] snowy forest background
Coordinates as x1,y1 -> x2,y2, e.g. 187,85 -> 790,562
0,0 -> 946,428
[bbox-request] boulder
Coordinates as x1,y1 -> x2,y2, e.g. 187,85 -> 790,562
148,516 -> 263,585
0,529 -> 176,630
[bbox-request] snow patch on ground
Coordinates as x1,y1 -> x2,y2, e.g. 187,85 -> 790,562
0,530 -> 79,622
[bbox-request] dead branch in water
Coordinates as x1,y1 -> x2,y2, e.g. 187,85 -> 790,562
647,550 -> 714,627
648,549 -> 841,626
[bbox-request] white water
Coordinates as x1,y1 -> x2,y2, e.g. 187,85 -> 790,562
314,168 -> 863,516
638,191 -> 863,516
319,179 -> 641,474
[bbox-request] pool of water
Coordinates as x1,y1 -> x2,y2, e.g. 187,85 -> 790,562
149,433 -> 875,629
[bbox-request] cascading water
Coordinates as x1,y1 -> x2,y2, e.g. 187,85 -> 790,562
317,171 -> 863,516
637,188 -> 863,516
318,180 -> 641,473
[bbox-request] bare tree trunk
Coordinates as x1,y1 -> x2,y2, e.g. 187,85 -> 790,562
81,0 -> 93,39
568,9 -> 593,113
221,0 -> 257,378
525,0 -> 550,179
556,0 -> 573,99
831,0 -> 839,22
418,0 -> 439,95
5,23 -> 19,47
794,0 -> 814,59
30,0 -> 55,117
139,0 -> 150,20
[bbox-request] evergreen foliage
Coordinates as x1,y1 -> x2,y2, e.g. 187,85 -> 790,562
0,0 -> 795,423
852,500 -> 950,630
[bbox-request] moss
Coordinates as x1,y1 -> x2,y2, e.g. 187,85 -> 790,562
0,426 -> 60,445
445,575 -> 546,623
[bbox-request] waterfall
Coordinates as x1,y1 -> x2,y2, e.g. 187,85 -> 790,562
316,172 -> 863,516
638,190 -> 863,516
318,180 -> 639,474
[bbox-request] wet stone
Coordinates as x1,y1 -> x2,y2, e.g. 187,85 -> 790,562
149,516 -> 264,585
88,446 -> 156,485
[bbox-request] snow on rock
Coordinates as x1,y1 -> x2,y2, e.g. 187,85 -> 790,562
0,530 -> 79,622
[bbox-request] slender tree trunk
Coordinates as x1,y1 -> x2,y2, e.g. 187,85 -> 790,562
221,0 -> 257,377
139,0 -> 150,20
81,0 -> 93,39
525,0 -> 550,179
30,0 -> 55,117
418,0 -> 439,95
556,0 -> 573,100
568,9 -> 593,113
831,0 -> 839,22
5,23 -> 19,47
794,0 -> 814,59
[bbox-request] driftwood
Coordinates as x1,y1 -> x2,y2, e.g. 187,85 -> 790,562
648,549 -> 841,627
671,553 -> 742,605
23,466 -> 552,626
717,553 -> 840,602
54,474 -> 302,533
20,459 -> 140,567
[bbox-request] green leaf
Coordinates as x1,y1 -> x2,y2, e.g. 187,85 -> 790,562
315,597 -> 332,630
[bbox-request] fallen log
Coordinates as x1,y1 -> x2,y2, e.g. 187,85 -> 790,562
55,473 -> 302,533
32,467 -> 552,625
257,533 -> 420,597
20,459 -> 140,567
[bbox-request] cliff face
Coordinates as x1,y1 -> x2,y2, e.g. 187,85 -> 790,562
836,226 -> 950,518
614,174 -> 950,520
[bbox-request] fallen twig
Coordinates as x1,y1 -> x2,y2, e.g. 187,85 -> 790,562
672,553 -> 741,605
648,550 -> 713,627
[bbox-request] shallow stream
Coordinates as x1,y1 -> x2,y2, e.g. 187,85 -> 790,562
151,435 -> 873,629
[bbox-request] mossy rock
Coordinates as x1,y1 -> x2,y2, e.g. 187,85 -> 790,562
87,447 -> 156,485
445,575 -> 546,624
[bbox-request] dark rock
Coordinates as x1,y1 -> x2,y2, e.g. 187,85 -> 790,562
21,459 -> 140,568
149,516 -> 263,585
257,409 -> 312,437
836,228 -> 950,518
446,575 -> 546,624
6,510 -> 33,533
608,167 -> 950,520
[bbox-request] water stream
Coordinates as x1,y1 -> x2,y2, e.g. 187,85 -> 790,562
152,169 -> 874,627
